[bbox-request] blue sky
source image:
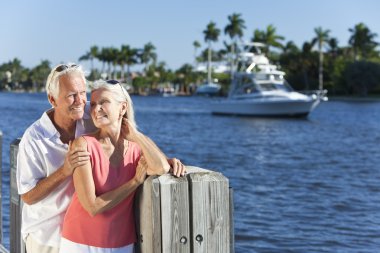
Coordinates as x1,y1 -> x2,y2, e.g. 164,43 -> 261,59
1,0 -> 379,71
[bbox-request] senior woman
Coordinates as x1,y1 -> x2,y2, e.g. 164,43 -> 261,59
59,80 -> 183,253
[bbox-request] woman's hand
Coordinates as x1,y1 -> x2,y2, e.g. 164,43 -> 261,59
62,140 -> 90,177
134,156 -> 148,185
121,118 -> 140,142
168,157 -> 186,177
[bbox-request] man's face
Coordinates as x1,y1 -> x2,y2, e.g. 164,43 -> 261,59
52,74 -> 87,122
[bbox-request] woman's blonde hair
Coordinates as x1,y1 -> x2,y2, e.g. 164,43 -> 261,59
91,80 -> 137,129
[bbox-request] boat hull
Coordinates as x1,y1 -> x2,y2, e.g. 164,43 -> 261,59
195,83 -> 221,96
211,99 -> 320,117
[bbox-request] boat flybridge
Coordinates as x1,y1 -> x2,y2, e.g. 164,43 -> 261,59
211,42 -> 327,117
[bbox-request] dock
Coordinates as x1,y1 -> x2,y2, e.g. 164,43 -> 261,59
0,132 -> 234,252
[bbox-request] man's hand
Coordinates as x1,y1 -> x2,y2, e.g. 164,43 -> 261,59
62,141 -> 90,177
167,158 -> 186,177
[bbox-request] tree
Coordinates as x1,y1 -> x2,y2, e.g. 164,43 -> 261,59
79,46 -> 98,73
252,25 -> 284,55
175,63 -> 195,94
193,40 -> 201,66
282,41 -> 299,54
327,37 -> 339,58
30,60 -> 51,90
109,47 -> 119,79
203,21 -> 220,83
224,13 -> 246,73
349,23 -> 378,60
140,42 -> 157,72
98,47 -> 114,79
312,27 -> 330,90
344,60 -> 380,96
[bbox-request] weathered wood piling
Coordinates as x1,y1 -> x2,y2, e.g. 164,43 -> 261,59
0,130 -> 3,245
10,139 -> 24,253
0,130 -> 9,253
135,167 -> 233,253
6,139 -> 234,253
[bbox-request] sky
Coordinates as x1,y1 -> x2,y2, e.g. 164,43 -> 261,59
1,0 -> 379,72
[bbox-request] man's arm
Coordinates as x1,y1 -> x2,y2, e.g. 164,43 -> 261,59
20,144 -> 90,205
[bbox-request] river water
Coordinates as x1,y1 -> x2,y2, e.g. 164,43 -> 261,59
0,92 -> 380,252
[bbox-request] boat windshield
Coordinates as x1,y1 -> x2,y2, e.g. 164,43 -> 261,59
258,81 -> 293,92
233,75 -> 258,95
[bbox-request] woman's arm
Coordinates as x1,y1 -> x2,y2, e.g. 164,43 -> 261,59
122,118 -> 170,175
20,140 -> 90,205
72,137 -> 147,217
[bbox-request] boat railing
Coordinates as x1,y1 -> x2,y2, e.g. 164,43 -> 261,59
300,89 -> 328,101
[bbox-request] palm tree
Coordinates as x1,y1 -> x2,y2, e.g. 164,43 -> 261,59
252,25 -> 284,54
109,47 -> 119,79
301,42 -> 314,90
224,13 -> 246,73
175,63 -> 195,94
30,60 -> 51,90
193,40 -> 201,66
328,38 -> 339,58
97,48 -> 107,75
282,41 -> 299,54
203,21 -> 220,83
140,42 -> 157,72
312,27 -> 330,90
348,22 -> 378,60
118,45 -> 138,84
119,45 -> 128,81
78,46 -> 98,73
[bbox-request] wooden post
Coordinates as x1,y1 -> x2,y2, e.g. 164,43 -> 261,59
159,174 -> 190,253
135,176 -> 162,253
0,130 -> 10,253
229,188 -> 235,253
0,130 -> 3,245
188,171 -> 230,253
135,166 -> 232,253
10,139 -> 25,253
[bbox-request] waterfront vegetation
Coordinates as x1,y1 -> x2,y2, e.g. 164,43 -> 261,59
0,14 -> 379,96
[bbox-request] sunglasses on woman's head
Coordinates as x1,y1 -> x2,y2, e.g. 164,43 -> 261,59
55,64 -> 78,72
105,80 -> 128,98
106,79 -> 120,85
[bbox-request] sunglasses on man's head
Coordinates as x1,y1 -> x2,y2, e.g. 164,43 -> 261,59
48,64 -> 79,91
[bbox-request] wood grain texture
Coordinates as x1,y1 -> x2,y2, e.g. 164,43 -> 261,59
159,174 -> 190,253
189,172 -> 230,253
10,139 -> 25,253
0,131 -> 2,245
135,175 -> 162,253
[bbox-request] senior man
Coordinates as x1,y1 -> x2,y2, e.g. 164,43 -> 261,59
16,63 -> 184,253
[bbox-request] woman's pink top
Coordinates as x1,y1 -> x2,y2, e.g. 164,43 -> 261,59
61,135 -> 141,248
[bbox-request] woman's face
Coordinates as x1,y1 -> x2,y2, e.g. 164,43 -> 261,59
90,89 -> 124,128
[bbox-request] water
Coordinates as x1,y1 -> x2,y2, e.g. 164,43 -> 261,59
1,92 -> 380,252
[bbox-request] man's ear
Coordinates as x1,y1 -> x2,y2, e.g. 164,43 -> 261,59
48,94 -> 57,107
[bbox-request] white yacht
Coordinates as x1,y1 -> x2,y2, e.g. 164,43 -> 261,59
211,43 -> 327,117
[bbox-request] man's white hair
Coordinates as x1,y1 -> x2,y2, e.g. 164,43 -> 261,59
45,63 -> 86,99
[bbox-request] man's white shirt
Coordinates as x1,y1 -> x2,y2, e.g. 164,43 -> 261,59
16,105 -> 94,247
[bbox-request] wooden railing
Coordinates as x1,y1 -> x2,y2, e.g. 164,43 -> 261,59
6,139 -> 234,253
0,130 -> 8,253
